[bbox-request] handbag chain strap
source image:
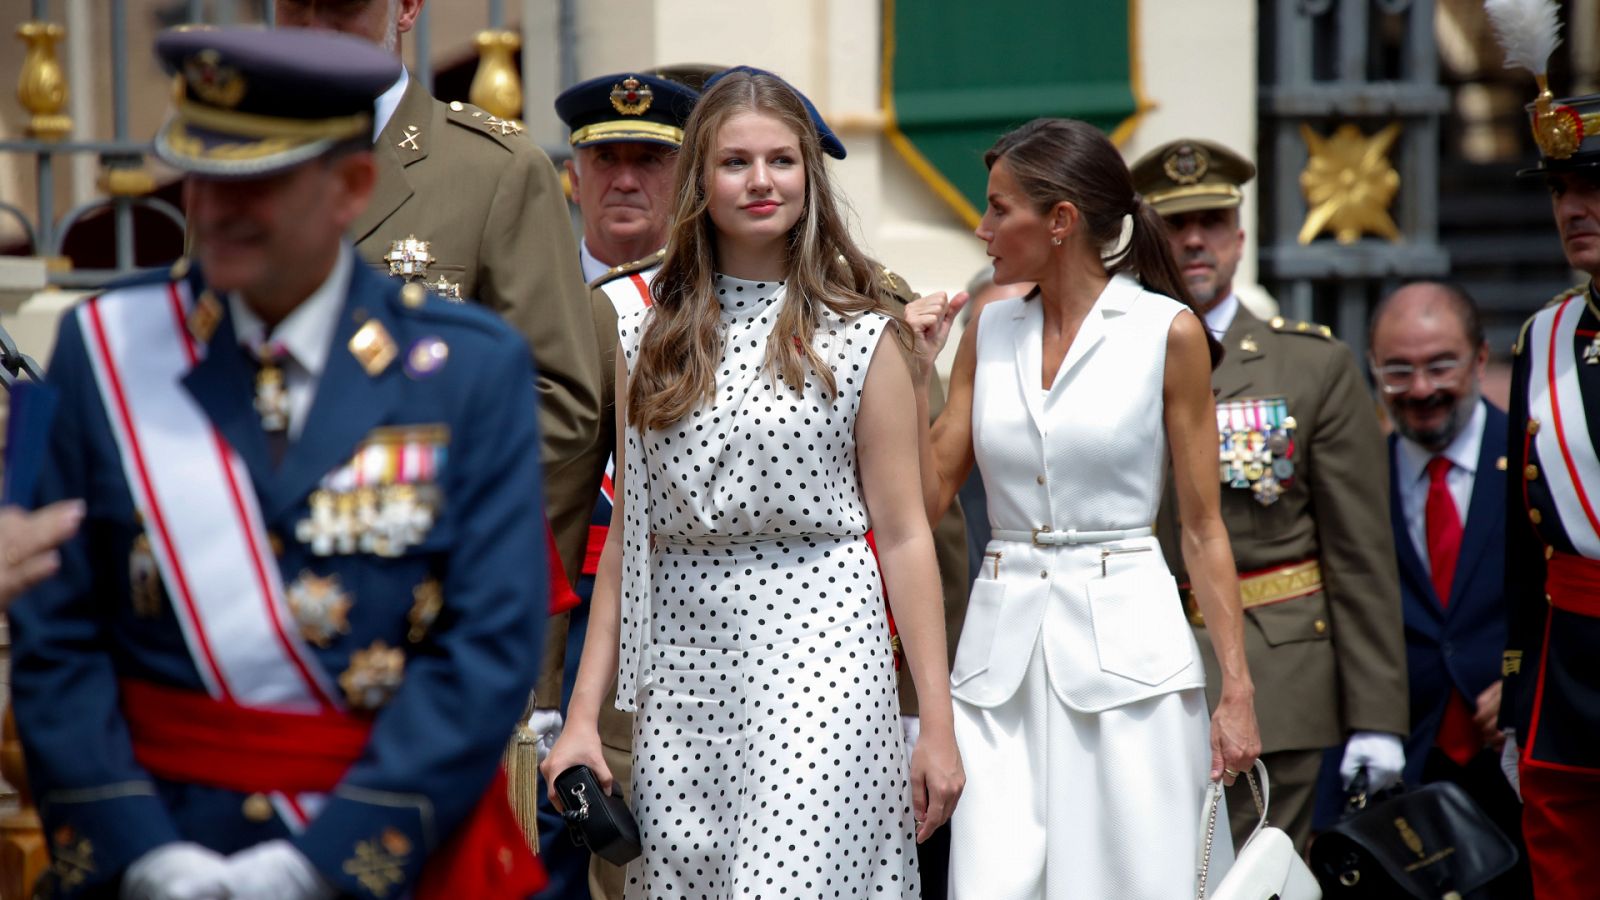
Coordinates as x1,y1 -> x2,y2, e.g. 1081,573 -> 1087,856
1196,767 -> 1266,900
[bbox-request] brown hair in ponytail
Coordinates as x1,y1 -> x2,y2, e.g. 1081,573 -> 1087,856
985,118 -> 1221,367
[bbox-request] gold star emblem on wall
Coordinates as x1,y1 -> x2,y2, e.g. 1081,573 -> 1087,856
1296,122 -> 1402,246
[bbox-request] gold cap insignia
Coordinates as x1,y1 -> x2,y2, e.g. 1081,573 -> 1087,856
385,235 -> 434,280
349,319 -> 397,377
187,290 -> 223,345
1163,143 -> 1209,185
183,49 -> 246,109
130,532 -> 163,618
611,76 -> 654,116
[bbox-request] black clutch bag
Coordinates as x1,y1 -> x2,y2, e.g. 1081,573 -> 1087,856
1310,771 -> 1518,898
554,764 -> 642,866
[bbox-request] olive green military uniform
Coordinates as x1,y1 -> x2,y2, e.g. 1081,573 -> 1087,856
1156,310 -> 1408,849
356,78 -> 600,605
572,264 -> 969,899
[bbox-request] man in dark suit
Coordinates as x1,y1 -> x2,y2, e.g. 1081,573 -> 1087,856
9,28 -> 546,899
1363,281 -> 1528,894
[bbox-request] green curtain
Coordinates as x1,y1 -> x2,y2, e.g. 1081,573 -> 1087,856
884,0 -> 1139,225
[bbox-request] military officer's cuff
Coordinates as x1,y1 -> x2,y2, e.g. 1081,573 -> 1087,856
293,786 -> 433,899
34,781 -> 180,897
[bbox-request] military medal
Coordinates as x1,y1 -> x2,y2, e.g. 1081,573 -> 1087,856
297,426 -> 448,557
129,531 -> 163,618
253,345 -> 290,434
340,639 -> 406,710
384,235 -> 434,280
1583,334 -> 1600,365
286,570 -> 351,647
1216,395 -> 1296,506
407,576 -> 443,643
423,274 -> 462,301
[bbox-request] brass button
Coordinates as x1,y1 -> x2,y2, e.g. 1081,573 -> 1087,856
1546,593 -> 1554,605
1313,619 -> 1327,635
268,532 -> 285,557
1546,545 -> 1555,560
242,793 -> 274,823
1528,419 -> 1541,436
1526,464 -> 1540,481
448,100 -> 464,112
1036,474 -> 1046,485
1530,508 -> 1543,525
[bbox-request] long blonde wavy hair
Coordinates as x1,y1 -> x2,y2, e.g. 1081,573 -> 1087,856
626,69 -> 892,433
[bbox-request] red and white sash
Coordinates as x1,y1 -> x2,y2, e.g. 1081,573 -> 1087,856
80,282 -> 340,826
590,268 -> 656,538
1528,295 -> 1600,557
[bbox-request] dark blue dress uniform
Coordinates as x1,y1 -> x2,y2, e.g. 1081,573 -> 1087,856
1498,77 -> 1600,895
11,260 -> 547,897
8,26 -> 546,899
1503,283 -> 1600,765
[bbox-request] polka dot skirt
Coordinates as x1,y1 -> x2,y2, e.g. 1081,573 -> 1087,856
615,275 -> 918,897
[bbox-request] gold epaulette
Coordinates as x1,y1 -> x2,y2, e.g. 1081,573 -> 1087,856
587,248 -> 666,290
1514,285 -> 1588,356
1267,315 -> 1334,340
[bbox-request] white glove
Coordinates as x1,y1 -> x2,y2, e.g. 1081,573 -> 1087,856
901,715 -> 921,756
1500,730 -> 1522,802
528,708 -> 565,765
121,842 -> 229,900
1339,731 -> 1406,791
222,840 -> 334,900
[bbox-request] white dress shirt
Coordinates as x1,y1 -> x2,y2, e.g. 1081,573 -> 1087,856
1394,399 -> 1486,565
1202,292 -> 1239,340
372,68 -> 409,143
229,244 -> 353,441
578,238 -> 609,284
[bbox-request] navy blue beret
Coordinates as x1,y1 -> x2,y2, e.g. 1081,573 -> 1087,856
555,72 -> 700,149
702,66 -> 846,160
153,27 -> 400,178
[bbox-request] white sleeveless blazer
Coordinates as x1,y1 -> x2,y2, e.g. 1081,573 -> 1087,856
953,274 -> 1206,711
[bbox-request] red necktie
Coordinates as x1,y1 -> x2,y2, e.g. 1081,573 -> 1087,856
1425,455 -> 1479,765
1424,456 -> 1461,606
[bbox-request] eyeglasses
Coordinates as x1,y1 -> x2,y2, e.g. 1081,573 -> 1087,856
1370,358 -> 1467,394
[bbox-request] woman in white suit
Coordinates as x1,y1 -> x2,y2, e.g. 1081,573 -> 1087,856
907,118 -> 1261,898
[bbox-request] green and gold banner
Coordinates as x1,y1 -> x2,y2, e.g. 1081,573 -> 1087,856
882,0 -> 1143,226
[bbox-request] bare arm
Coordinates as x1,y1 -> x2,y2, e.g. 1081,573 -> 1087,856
858,331 -> 965,840
904,293 -> 977,524
1163,311 -> 1260,781
540,349 -> 629,797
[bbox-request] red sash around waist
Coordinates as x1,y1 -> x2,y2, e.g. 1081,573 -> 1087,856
120,679 -> 545,897
1548,552 -> 1600,617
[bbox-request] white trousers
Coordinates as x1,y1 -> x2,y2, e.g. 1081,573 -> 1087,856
948,639 -> 1229,899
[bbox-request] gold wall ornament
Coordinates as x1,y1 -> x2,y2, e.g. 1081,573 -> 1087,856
469,30 -> 522,123
16,21 -> 70,140
1297,122 -> 1403,246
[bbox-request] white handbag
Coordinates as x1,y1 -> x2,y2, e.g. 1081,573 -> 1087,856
1197,759 -> 1322,900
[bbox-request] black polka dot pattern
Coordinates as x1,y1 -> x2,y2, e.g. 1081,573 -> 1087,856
612,274 -> 918,897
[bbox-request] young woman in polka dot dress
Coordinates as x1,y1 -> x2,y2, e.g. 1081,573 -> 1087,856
542,69 -> 964,898
905,119 -> 1262,898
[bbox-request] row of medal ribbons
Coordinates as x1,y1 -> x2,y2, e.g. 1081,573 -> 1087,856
1217,396 -> 1296,507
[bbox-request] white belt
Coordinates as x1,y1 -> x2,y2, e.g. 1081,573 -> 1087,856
990,526 -> 1154,546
